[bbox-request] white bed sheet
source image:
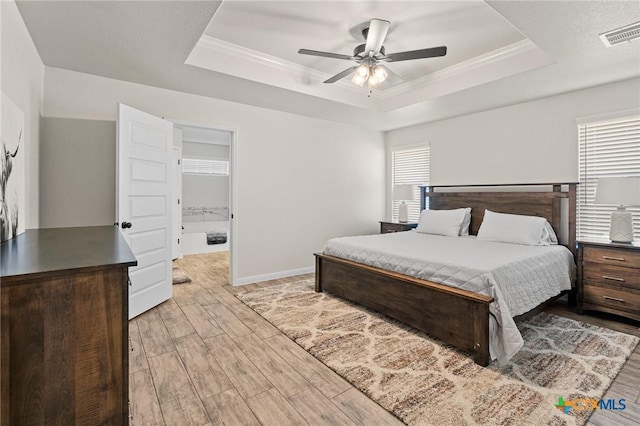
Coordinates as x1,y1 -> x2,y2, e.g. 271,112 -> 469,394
323,231 -> 575,364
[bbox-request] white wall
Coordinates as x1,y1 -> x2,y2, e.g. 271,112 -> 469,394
43,67 -> 385,283
40,118 -> 115,228
386,78 -> 640,185
1,0 -> 44,229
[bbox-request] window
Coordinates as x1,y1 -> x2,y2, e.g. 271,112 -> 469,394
182,158 -> 229,176
391,146 -> 430,222
578,114 -> 640,239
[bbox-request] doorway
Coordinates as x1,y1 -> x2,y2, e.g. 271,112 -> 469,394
172,120 -> 236,285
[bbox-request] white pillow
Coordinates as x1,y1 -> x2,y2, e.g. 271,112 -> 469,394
460,208 -> 472,236
476,209 -> 552,246
540,222 -> 559,245
416,209 -> 468,237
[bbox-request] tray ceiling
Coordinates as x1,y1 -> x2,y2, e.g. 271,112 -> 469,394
15,1 -> 640,130
187,1 -> 552,110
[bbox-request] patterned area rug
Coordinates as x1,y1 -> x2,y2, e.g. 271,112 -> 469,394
236,280 -> 638,426
172,266 -> 192,284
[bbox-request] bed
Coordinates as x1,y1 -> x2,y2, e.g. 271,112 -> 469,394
314,183 -> 577,366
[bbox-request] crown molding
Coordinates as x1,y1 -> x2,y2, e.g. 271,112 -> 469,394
196,35 -> 360,93
187,35 -> 551,112
378,39 -> 541,99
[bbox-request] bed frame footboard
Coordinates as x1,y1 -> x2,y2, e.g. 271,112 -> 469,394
315,253 -> 494,366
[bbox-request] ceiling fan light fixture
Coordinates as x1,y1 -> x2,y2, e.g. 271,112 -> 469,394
367,75 -> 382,88
352,63 -> 370,86
355,63 -> 370,78
371,65 -> 387,80
367,65 -> 388,88
352,74 -> 367,86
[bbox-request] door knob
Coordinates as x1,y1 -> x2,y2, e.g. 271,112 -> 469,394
121,221 -> 132,229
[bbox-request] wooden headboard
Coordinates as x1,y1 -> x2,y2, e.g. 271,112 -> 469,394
419,183 -> 578,257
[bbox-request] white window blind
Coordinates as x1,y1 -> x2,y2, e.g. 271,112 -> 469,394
182,158 -> 229,176
578,114 -> 640,239
391,146 -> 430,222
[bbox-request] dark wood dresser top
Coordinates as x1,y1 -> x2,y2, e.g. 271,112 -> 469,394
1,226 -> 137,281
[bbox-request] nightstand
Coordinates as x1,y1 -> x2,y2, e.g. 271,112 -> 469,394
379,221 -> 418,234
577,238 -> 640,322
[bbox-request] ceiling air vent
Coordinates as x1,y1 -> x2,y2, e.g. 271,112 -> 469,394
599,21 -> 640,47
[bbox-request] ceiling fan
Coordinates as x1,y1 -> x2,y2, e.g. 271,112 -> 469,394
298,18 -> 447,88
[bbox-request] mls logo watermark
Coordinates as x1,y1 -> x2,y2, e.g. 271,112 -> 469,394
555,397 -> 626,414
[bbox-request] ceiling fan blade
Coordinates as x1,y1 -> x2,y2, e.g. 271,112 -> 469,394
298,49 -> 354,61
364,18 -> 390,55
378,65 -> 403,86
324,66 -> 358,84
385,46 -> 447,62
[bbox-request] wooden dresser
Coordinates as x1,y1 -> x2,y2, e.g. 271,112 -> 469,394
577,238 -> 640,322
1,226 -> 137,425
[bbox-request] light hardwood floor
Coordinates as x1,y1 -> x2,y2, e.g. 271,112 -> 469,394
130,252 -> 640,425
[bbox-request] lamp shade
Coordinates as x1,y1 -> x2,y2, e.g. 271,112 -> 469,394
393,184 -> 415,201
594,177 -> 640,207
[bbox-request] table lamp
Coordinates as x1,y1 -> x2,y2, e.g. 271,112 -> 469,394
393,184 -> 415,223
594,176 -> 640,243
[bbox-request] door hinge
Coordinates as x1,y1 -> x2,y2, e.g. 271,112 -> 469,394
177,238 -> 180,244
178,159 -> 181,165
177,198 -> 180,205
231,214 -> 234,219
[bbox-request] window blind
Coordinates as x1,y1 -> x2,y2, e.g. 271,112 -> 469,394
182,158 -> 229,176
578,114 -> 640,239
391,146 -> 430,222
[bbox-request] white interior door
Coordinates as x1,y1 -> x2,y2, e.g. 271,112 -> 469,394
117,103 -> 173,319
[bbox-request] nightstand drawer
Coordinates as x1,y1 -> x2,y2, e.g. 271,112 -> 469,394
583,283 -> 640,313
379,222 -> 418,234
383,223 -> 408,233
583,246 -> 640,268
577,239 -> 640,322
583,262 -> 640,288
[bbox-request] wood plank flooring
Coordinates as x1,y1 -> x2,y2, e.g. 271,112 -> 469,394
130,252 -> 640,425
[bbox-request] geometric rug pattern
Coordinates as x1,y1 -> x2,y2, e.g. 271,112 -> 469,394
237,280 -> 638,426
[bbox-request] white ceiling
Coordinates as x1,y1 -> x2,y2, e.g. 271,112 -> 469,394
224,1 -> 523,80
16,1 -> 640,131
188,1 -> 553,111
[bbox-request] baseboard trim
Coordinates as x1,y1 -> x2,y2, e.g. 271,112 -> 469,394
234,266 -> 314,286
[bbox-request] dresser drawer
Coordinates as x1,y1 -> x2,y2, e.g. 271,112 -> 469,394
583,246 -> 640,268
583,283 -> 640,313
583,262 -> 640,288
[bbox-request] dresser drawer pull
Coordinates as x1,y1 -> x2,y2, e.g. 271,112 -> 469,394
603,275 -> 625,282
602,295 -> 625,303
602,256 -> 625,261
